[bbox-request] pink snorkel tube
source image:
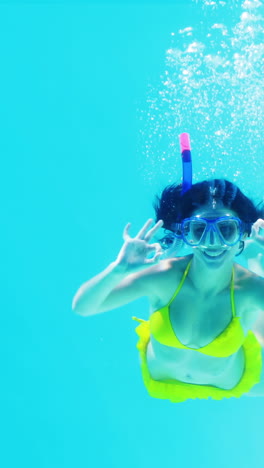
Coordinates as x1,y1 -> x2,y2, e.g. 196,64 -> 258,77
179,133 -> 192,195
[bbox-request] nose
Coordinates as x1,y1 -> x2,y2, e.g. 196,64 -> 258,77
204,225 -> 222,246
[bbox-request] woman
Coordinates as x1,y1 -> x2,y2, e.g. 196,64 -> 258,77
72,179 -> 264,402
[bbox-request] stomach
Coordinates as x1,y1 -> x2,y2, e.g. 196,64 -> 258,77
146,336 -> 245,390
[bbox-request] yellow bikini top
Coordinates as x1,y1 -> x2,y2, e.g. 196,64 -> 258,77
133,260 -> 245,358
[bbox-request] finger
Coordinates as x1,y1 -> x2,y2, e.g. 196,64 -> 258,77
123,223 -> 131,240
145,251 -> 164,264
146,242 -> 163,252
250,224 -> 264,246
251,226 -> 257,237
135,219 -> 154,239
144,220 -> 164,242
251,225 -> 261,239
145,243 -> 163,259
252,219 -> 264,232
256,219 -> 264,231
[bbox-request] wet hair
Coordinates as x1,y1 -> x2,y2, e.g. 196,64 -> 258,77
153,179 -> 263,236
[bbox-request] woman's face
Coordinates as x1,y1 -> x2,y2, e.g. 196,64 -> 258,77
188,203 -> 247,264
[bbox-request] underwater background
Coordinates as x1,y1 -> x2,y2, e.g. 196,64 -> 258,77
1,1 -> 263,467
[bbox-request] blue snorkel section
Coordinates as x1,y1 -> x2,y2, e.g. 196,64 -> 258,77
179,133 -> 192,195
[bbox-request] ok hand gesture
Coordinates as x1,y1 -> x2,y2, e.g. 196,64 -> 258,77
115,219 -> 164,273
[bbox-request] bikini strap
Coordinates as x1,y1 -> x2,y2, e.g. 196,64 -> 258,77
167,259 -> 192,307
230,267 -> 236,318
132,317 -> 147,323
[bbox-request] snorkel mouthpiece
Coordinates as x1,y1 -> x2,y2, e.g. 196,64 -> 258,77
179,133 -> 192,195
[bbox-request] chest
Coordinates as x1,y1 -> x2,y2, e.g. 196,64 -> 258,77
150,281 -> 258,349
169,291 -> 235,348
146,265 -> 261,386
147,289 -> 251,386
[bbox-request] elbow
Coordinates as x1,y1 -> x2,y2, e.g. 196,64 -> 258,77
72,304 -> 86,317
72,298 -> 91,317
72,303 -> 80,316
71,296 -> 78,313
72,297 -> 84,316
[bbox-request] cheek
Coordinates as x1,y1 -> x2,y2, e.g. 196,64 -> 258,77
230,244 -> 241,256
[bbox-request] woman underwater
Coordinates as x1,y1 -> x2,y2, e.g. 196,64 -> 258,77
72,178 -> 264,402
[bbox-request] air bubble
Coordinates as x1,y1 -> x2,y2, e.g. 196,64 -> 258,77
138,0 -> 264,199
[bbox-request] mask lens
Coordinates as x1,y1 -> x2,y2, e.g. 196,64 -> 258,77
183,219 -> 207,245
181,217 -> 242,247
216,219 -> 240,244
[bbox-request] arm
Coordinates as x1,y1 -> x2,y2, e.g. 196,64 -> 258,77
247,219 -> 264,343
72,261 -> 154,317
72,261 -> 128,316
72,219 -> 164,317
250,274 -> 264,346
243,219 -> 264,277
243,241 -> 264,277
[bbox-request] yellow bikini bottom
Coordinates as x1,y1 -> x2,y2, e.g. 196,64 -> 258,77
132,318 -> 262,403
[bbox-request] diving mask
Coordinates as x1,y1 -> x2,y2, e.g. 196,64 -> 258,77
172,215 -> 248,248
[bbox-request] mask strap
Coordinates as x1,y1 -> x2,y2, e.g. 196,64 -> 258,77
235,240 -> 245,256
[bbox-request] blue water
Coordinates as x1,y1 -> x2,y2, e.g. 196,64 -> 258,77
1,2 -> 263,468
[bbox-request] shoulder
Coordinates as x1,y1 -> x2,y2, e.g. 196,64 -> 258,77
241,239 -> 264,276
234,261 -> 264,285
248,274 -> 264,340
234,262 -> 264,310
142,255 -> 191,280
138,255 -> 192,302
234,262 -> 261,280
250,274 -> 264,310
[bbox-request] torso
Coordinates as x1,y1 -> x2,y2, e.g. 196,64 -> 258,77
146,255 -> 263,390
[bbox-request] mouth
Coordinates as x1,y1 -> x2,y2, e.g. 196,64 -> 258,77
202,250 -> 227,260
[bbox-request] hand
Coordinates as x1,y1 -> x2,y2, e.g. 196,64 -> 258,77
251,219 -> 264,248
115,218 -> 164,273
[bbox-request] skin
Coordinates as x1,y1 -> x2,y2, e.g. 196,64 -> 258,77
243,239 -> 264,278
184,204 -> 248,295
74,207 -> 264,395
141,203 -> 264,393
240,221 -> 264,354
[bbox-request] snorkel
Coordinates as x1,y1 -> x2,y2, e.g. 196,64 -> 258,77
176,135 -> 244,256
178,134 -> 228,251
179,133 -> 192,195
